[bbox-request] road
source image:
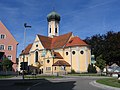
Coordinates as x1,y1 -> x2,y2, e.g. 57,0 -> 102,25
29,76 -> 107,90
0,76 -> 114,90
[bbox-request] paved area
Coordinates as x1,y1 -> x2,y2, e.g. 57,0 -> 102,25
0,76 -> 119,90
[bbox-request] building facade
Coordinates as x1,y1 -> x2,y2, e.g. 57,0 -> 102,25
18,11 -> 91,75
0,21 -> 18,71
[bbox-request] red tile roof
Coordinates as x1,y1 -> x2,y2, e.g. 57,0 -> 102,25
21,32 -> 88,54
37,32 -> 72,49
53,52 -> 63,59
52,60 -> 71,66
37,35 -> 52,49
51,32 -> 72,49
20,43 -> 33,55
65,36 -> 88,47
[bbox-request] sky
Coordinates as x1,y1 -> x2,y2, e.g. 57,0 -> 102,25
0,0 -> 120,57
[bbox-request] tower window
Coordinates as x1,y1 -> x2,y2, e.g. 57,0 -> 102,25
55,28 -> 57,33
50,28 -> 51,33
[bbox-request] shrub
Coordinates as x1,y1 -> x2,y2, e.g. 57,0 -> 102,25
71,69 -> 76,74
87,64 -> 97,73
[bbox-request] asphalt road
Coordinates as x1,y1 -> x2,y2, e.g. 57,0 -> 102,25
29,76 -> 107,90
0,76 -> 112,90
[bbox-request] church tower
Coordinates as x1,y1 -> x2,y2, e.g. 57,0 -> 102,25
47,11 -> 60,37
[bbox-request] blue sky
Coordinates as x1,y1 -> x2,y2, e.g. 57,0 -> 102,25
0,0 -> 120,57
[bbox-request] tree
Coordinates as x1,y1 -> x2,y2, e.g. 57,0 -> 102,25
85,31 -> 120,66
87,64 -> 97,73
95,55 -> 106,75
2,57 -> 13,71
85,34 -> 104,60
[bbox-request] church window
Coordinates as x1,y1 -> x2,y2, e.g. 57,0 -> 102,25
47,60 -> 50,63
35,51 -> 38,62
72,51 -> 75,55
54,54 -> 56,57
46,67 -> 51,70
80,50 -> 84,54
55,67 -> 56,70
55,28 -> 57,33
66,52 -> 68,55
36,44 -> 38,47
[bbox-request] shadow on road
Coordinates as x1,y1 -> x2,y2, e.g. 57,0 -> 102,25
32,80 -> 76,90
0,79 -> 76,90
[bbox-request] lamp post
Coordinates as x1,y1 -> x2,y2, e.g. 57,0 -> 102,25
22,23 -> 31,80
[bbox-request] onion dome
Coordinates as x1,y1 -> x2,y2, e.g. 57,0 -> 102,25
47,11 -> 60,22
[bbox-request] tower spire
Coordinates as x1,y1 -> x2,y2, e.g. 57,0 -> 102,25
47,11 -> 60,38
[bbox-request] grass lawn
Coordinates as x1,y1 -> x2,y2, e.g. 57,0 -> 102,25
96,78 -> 120,88
25,75 -> 63,79
0,75 -> 14,78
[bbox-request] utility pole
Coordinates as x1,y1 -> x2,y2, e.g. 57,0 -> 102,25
22,23 -> 31,80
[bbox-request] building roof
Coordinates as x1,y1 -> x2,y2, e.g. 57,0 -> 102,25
37,35 -> 52,49
37,32 -> 72,49
65,36 -> 88,47
51,32 -> 72,49
53,52 -> 63,59
21,32 -> 88,55
20,43 -> 33,55
52,60 -> 71,66
47,11 -> 60,22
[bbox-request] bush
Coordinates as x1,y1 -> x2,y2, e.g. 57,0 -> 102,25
118,80 -> 120,83
87,64 -> 97,73
71,69 -> 76,74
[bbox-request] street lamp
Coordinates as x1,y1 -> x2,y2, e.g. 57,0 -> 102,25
22,23 -> 31,80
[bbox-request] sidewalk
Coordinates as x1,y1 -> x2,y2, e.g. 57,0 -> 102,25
90,80 -> 120,90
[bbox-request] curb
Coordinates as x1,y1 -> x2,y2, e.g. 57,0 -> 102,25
90,80 -> 120,90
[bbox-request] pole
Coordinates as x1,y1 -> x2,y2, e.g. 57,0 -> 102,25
22,23 -> 31,80
22,26 -> 26,80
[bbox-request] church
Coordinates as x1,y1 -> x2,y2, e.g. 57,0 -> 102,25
18,11 -> 91,75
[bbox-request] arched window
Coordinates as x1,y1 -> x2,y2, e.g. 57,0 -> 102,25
55,28 -> 57,33
50,28 -> 51,33
49,25 -> 51,33
35,51 -> 38,62
55,25 -> 57,33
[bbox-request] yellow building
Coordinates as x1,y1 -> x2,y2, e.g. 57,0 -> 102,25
18,11 -> 91,75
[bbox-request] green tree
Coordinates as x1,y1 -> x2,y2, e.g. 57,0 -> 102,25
85,31 -> 120,66
85,34 -> 104,60
102,31 -> 120,65
87,64 -> 97,73
2,57 -> 13,71
95,55 -> 106,75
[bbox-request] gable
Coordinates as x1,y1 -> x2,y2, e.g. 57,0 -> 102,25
30,35 -> 44,52
0,21 -> 18,45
